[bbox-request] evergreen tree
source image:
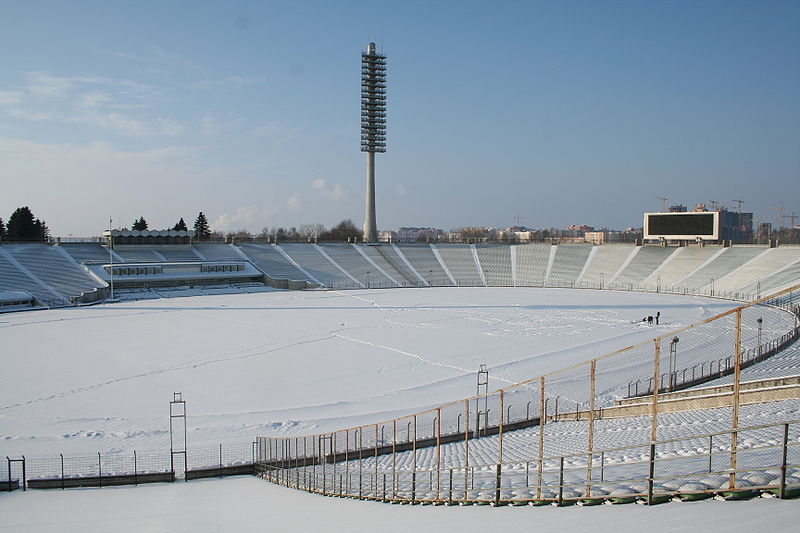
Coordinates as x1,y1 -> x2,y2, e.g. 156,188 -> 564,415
193,212 -> 211,240
0,217 -> 6,241
34,218 -> 50,242
6,206 -> 39,241
173,218 -> 188,231
132,217 -> 149,231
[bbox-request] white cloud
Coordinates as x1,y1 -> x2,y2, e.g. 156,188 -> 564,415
0,91 -> 23,106
311,178 -> 346,201
287,194 -> 302,211
212,206 -> 261,233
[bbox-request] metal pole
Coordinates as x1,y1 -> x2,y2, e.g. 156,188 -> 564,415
586,360 -> 596,498
61,453 -> 65,489
412,415 -> 417,503
496,390 -> 504,505
779,423 -> 789,499
463,399 -> 469,502
392,421 -> 397,498
537,376 -> 545,500
729,309 -> 742,490
108,217 -> 114,301
436,408 -> 441,500
650,339 -> 661,443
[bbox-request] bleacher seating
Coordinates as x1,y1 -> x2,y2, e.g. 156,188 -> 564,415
678,246 -> 768,291
357,245 -> 414,286
376,245 -> 426,286
236,243 -> 311,281
0,249 -> 66,305
277,243 -> 354,286
515,244 -> 552,287
435,245 -> 483,286
153,247 -> 202,262
545,244 -> 593,287
713,247 -> 799,293
7,244 -> 105,300
61,243 -> 111,263
193,243 -> 243,261
394,245 -> 454,286
475,245 -> 513,286
319,244 -> 394,287
114,248 -> 163,262
641,246 -> 721,290
611,246 -> 677,288
578,244 -> 634,288
739,258 -> 800,296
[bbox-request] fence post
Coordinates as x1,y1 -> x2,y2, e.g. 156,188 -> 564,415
98,452 -> 102,488
496,390 -> 504,506
463,399 -> 470,502
412,415 -> 417,504
647,442 -> 656,505
374,424 -> 379,498
537,376 -> 545,500
333,432 -> 338,495
729,309 -> 742,491
557,456 -> 564,506
651,339 -> 661,443
133,450 -> 137,486
779,423 -> 789,499
586,360 -> 596,498
436,407 -> 442,501
392,421 -> 397,499
358,428 -> 363,498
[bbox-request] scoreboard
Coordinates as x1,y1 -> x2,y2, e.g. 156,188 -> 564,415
644,212 -> 719,241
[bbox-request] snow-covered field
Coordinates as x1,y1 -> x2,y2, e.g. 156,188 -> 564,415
1,476 -> 797,533
1,287 -> 760,459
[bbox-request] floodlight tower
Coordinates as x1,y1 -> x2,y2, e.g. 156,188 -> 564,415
361,42 -> 387,243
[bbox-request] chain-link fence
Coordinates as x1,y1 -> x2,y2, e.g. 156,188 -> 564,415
1,442 -> 256,491
256,285 -> 800,504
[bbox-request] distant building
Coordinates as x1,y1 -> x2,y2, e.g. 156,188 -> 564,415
393,227 -> 443,243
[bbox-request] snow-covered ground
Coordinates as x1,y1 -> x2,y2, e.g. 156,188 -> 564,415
0,476 -> 797,533
2,288 -> 762,460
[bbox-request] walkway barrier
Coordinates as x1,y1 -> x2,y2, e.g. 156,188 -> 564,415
255,285 -> 800,504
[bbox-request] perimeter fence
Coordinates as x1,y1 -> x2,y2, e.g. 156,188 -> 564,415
255,285 -> 800,504
2,441 -> 256,491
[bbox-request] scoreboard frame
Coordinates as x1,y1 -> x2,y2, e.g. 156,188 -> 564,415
643,212 -> 719,241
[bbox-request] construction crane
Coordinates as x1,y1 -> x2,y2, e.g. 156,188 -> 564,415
709,200 -> 720,211
512,215 -> 527,227
784,212 -> 799,228
731,198 -> 746,212
769,203 -> 786,228
657,196 -> 668,212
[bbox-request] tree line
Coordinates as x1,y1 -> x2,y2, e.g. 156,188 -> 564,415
0,207 -> 50,242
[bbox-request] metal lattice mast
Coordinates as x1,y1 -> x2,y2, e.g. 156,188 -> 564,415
361,42 -> 386,243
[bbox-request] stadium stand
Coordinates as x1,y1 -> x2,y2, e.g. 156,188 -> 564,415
194,243 -> 247,261
153,246 -> 203,262
641,245 -> 722,290
354,245 -> 406,286
277,243 -> 354,286
319,243 -> 394,287
435,244 -> 484,286
712,247 -> 800,293
61,243 -> 114,263
376,245 -> 426,286
475,244 -> 513,287
236,243 -> 311,282
545,244 -> 593,287
0,248 -> 67,305
678,246 -> 768,292
114,248 -> 163,262
515,243 -> 552,287
739,257 -> 800,296
6,244 -> 105,301
611,246 -> 677,288
394,244 -> 455,286
575,244 -> 634,288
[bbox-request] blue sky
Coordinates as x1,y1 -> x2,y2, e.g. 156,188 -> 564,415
1,0 -> 798,236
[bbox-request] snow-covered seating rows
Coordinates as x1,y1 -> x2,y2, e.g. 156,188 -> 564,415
713,248 -> 800,293
0,249 -> 67,305
545,244 -> 592,287
435,245 -> 484,286
476,245 -> 513,286
236,243 -> 311,282
61,243 -> 112,263
611,246 -> 676,288
358,245 -> 419,287
394,245 -> 454,286
641,246 -> 721,290
277,243 -> 353,286
576,244 -> 633,288
514,244 -> 552,287
318,244 -> 394,288
113,248 -> 164,262
678,247 -> 767,291
5,244 -> 104,300
193,243 -> 243,261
